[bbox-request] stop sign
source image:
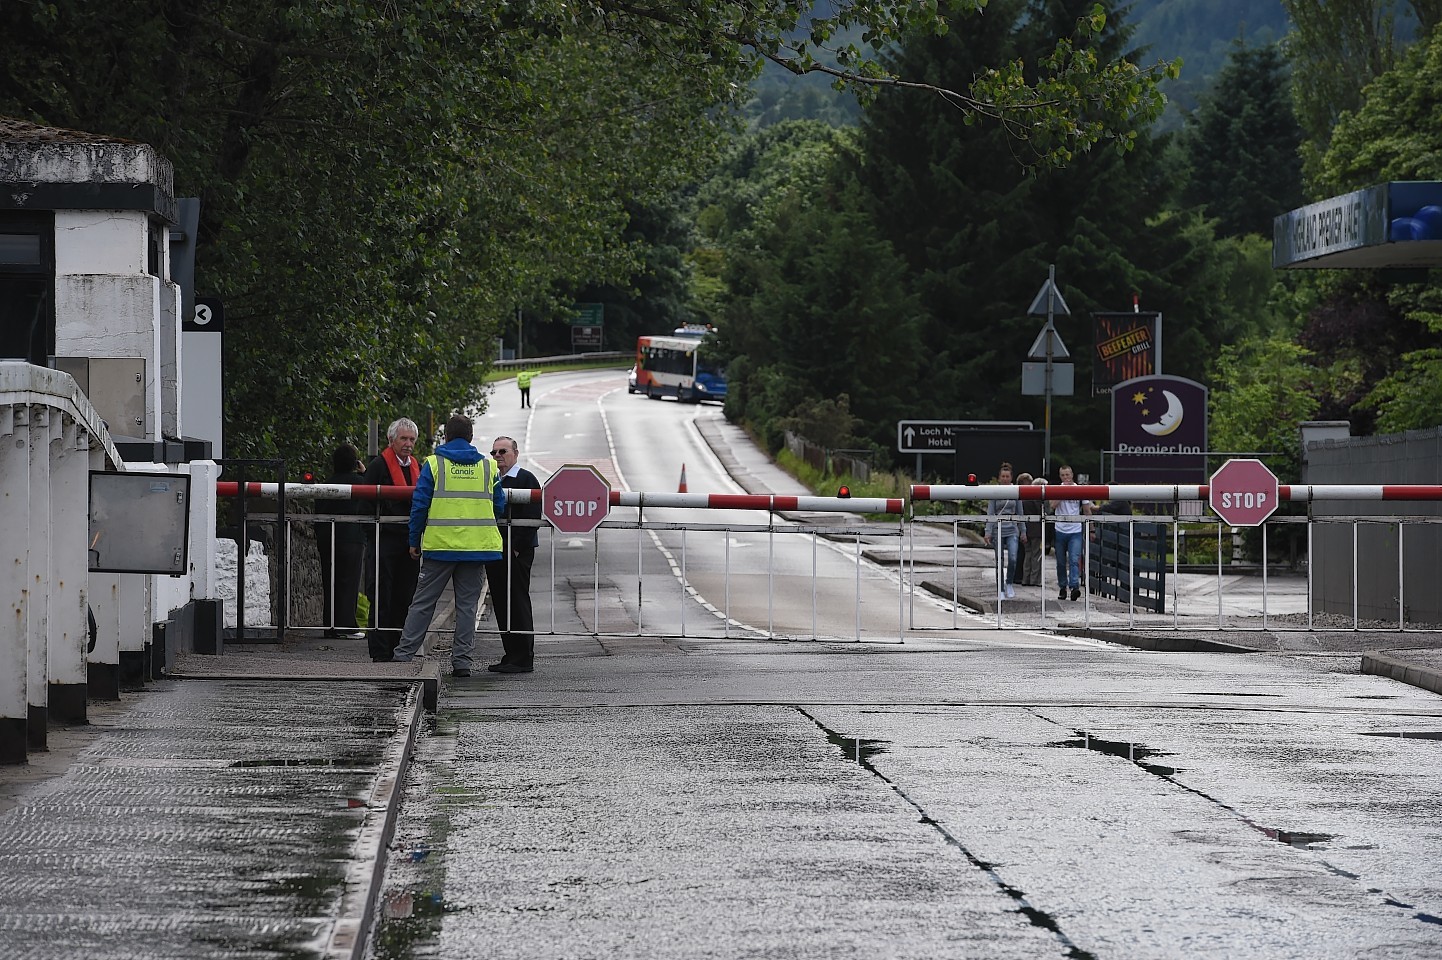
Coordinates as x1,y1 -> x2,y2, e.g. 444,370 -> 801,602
543,464 -> 611,534
1209,458 -> 1279,527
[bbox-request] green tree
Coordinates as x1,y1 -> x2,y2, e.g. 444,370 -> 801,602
1281,0 -> 1439,184
1209,335 -> 1320,478
775,394 -> 863,451
0,0 -> 1179,467
707,122 -> 927,450
853,0 -> 1259,469
1298,23 -> 1442,433
1127,0 -> 1292,127
563,199 -> 701,355
1178,42 -> 1304,238
0,0 -> 741,463
1363,284 -> 1442,431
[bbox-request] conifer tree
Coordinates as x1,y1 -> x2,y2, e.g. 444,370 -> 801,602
1179,44 -> 1305,239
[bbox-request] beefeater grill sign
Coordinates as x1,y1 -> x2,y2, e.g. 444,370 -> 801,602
1092,312 -> 1159,395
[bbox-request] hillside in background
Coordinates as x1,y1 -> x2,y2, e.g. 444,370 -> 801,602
744,1 -> 1292,131
1128,0 -> 1290,128
740,23 -> 865,129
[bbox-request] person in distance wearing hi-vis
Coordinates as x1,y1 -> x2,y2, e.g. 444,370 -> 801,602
389,415 -> 505,678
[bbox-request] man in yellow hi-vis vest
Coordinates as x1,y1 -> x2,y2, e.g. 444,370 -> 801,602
389,414 -> 505,677
517,369 -> 535,408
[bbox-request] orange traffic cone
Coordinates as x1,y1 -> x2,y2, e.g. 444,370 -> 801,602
677,464 -> 688,493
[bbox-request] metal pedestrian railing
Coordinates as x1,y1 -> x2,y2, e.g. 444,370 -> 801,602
214,479 -> 1442,644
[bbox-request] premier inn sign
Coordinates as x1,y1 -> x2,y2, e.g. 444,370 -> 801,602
1110,374 -> 1208,484
1273,181 -> 1442,269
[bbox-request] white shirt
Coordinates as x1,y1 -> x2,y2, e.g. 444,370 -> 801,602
1053,487 -> 1089,534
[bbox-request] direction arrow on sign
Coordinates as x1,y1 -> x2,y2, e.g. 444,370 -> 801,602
543,464 -> 611,534
1209,458 -> 1280,527
897,420 -> 1033,454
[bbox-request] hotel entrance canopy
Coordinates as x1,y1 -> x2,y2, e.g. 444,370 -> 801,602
1273,181 -> 1442,269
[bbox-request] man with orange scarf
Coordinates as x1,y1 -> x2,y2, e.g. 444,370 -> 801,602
361,417 -> 422,661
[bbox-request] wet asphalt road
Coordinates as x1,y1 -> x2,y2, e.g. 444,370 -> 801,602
0,678 -> 421,960
373,636 -> 1442,959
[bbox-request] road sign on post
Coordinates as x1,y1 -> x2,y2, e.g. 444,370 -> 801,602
1209,458 -> 1279,527
897,420 -> 1033,454
543,464 -> 611,534
1024,264 -> 1071,476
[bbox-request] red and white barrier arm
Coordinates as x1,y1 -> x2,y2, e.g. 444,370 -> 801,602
219,481 -> 1442,507
446,488 -> 904,515
602,491 -> 904,515
216,481 -> 416,500
1285,485 -> 1442,501
910,484 -> 1442,502
216,482 -> 905,515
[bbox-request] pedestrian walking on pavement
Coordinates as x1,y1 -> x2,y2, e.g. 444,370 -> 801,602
390,415 -> 506,677
1016,472 -> 1045,587
1049,464 -> 1092,601
485,436 -> 542,673
982,461 -> 1027,600
361,417 -> 424,661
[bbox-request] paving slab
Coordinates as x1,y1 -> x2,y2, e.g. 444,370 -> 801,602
0,677 -> 424,960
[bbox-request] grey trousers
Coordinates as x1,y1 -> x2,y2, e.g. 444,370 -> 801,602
392,557 -> 487,669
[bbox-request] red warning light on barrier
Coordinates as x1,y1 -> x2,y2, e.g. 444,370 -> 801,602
967,473 -> 977,485
837,485 -> 851,498
301,470 -> 316,483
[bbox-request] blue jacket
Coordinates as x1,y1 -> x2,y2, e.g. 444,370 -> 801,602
408,438 -> 507,562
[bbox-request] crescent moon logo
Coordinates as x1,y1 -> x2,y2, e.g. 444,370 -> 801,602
1141,390 -> 1183,436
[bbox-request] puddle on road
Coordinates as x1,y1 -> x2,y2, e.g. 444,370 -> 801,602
1046,733 -> 1181,777
1256,828 -> 1336,848
381,889 -> 452,920
1360,730 -> 1442,740
371,888 -> 471,959
821,729 -> 889,765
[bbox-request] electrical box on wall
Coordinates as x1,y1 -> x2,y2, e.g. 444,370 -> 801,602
54,356 -> 147,436
89,471 -> 190,574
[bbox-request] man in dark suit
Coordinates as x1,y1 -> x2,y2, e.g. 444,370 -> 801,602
485,435 -> 542,673
360,417 -> 422,662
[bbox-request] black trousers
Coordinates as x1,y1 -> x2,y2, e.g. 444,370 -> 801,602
370,540 -> 419,660
486,549 -> 535,665
316,525 -> 362,630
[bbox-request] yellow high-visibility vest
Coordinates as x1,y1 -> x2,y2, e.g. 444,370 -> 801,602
517,371 -> 534,388
419,454 -> 502,554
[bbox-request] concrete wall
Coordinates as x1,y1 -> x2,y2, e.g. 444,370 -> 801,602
1,125 -> 219,763
53,209 -> 180,441
0,139 -> 173,192
1304,427 -> 1442,624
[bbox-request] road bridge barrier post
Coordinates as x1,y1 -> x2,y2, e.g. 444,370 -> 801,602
1,404 -> 32,763
49,417 -> 91,723
26,407 -> 52,751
